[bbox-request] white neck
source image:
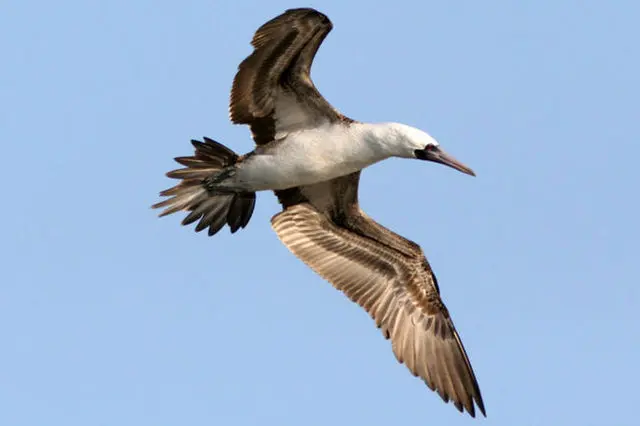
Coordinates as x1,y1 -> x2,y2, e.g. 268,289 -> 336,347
357,122 -> 425,159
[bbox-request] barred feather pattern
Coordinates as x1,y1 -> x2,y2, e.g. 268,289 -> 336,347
271,203 -> 485,417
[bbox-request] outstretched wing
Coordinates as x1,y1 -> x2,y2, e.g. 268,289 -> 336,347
271,202 -> 486,418
230,8 -> 350,145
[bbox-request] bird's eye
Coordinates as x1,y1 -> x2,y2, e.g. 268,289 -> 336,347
425,144 -> 438,151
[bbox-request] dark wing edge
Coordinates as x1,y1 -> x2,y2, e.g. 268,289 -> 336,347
271,202 -> 486,417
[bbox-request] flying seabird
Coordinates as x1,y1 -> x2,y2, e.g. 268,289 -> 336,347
153,7 -> 485,418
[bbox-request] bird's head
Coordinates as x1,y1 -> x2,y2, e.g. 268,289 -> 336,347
385,123 -> 475,176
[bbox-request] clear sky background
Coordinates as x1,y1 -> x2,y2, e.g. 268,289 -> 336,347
2,1 -> 639,425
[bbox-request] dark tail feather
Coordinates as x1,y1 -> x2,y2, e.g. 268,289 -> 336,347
152,137 -> 256,236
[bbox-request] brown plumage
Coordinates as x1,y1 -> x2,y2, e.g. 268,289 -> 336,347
229,7 -> 352,146
154,7 -> 485,417
271,173 -> 486,417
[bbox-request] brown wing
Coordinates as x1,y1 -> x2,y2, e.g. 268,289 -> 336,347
271,200 -> 486,418
229,8 -> 350,145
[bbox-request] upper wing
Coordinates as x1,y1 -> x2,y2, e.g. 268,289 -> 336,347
229,8 -> 349,145
271,202 -> 486,417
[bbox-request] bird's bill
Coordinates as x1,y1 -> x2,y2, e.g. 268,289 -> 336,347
416,146 -> 476,176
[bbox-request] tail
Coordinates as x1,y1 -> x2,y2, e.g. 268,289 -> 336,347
152,137 -> 256,237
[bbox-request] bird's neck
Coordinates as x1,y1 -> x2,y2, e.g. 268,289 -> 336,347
357,122 -> 409,158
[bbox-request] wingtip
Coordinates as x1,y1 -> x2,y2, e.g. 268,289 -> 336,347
477,400 -> 487,418
466,395 -> 486,418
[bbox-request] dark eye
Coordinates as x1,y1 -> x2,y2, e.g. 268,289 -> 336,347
425,144 -> 438,152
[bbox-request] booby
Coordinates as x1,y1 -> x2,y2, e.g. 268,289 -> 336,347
153,7 -> 485,417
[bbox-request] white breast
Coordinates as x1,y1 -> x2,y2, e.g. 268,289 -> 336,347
234,123 -> 392,191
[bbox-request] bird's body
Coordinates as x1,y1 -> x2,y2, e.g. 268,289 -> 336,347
154,7 -> 485,418
218,122 -> 439,191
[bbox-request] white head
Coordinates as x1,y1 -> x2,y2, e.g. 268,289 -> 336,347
378,122 -> 475,176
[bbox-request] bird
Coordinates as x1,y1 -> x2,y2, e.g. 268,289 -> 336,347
153,7 -> 485,418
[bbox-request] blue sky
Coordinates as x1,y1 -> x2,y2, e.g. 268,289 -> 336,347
2,1 -> 639,424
